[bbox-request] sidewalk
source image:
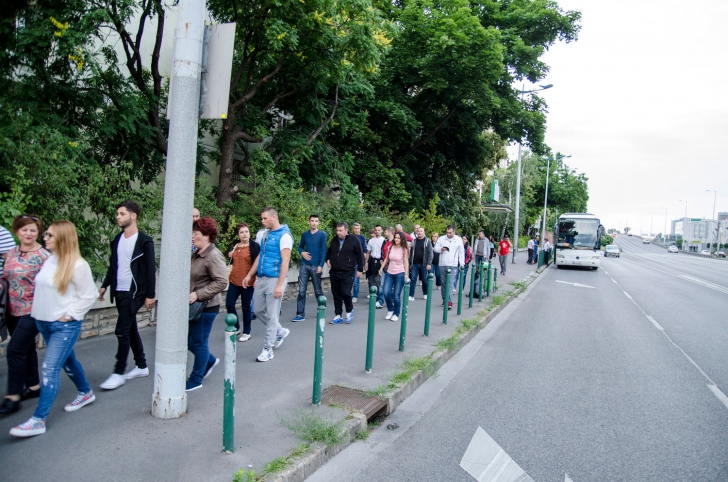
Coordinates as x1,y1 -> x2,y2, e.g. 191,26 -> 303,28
0,258 -> 537,482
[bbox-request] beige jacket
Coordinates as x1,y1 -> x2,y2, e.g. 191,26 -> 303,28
190,244 -> 228,308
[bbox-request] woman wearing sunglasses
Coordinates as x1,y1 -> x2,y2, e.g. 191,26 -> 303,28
9,220 -> 97,437
0,215 -> 49,415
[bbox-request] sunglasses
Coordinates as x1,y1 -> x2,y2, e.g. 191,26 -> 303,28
21,215 -> 40,221
43,232 -> 54,239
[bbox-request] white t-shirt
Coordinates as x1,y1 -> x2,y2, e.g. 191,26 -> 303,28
258,229 -> 293,251
527,239 -> 534,250
0,225 -> 17,277
116,232 -> 138,291
367,236 -> 385,259
31,255 -> 98,322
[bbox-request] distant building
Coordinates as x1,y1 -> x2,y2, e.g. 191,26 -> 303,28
671,214 -> 727,251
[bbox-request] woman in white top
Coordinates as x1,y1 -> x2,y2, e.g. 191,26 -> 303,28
10,220 -> 98,438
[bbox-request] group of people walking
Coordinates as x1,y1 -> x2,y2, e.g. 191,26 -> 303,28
0,201 -> 530,439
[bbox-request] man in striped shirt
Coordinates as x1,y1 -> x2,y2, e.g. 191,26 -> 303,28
0,225 -> 17,277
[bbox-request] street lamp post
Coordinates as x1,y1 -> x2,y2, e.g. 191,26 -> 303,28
540,154 -> 570,241
661,207 -> 668,245
649,213 -> 653,237
513,83 -> 552,264
707,190 -> 717,253
679,199 -> 688,219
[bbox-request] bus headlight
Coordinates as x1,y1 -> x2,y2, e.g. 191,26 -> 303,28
557,254 -> 565,258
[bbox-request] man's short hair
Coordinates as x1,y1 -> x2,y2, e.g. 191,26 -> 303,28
395,224 -> 403,230
375,224 -> 382,229
117,200 -> 141,217
261,206 -> 278,217
337,222 -> 349,230
309,214 -> 319,220
352,222 -> 361,227
446,224 -> 455,232
478,230 -> 485,235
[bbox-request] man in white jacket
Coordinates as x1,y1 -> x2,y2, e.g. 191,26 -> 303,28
433,225 -> 464,310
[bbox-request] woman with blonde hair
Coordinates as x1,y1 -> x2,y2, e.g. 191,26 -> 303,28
10,220 -> 98,437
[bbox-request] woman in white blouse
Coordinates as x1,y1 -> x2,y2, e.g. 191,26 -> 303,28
10,220 -> 98,438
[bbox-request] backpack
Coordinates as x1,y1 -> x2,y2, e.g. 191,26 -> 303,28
0,278 -> 9,341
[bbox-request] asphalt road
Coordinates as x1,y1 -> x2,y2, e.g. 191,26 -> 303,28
307,239 -> 728,481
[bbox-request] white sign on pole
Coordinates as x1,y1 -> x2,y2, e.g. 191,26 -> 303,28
199,23 -> 236,119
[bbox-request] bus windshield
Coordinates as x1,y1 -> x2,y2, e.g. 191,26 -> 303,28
556,219 -> 599,249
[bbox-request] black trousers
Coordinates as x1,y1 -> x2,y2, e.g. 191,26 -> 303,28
330,270 -> 355,316
5,315 -> 40,396
114,291 -> 147,374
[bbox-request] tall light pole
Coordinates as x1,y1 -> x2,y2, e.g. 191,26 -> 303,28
660,207 -> 668,244
649,213 -> 653,237
541,154 -> 570,241
513,83 -> 553,263
707,190 -> 717,253
679,199 -> 688,219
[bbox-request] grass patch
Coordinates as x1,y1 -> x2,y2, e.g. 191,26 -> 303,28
362,385 -> 388,399
434,317 -> 484,353
281,410 -> 345,446
355,427 -> 370,440
387,355 -> 437,389
512,281 -> 527,290
434,336 -> 457,351
490,294 -> 506,307
259,443 -> 311,476
232,469 -> 261,482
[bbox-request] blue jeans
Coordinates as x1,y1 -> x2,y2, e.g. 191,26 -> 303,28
297,264 -> 324,317
226,283 -> 254,334
431,264 -> 441,287
34,320 -> 90,421
187,309 -> 218,384
409,264 -> 428,297
453,264 -> 470,292
532,247 -> 539,263
383,272 -> 405,316
377,272 -> 389,305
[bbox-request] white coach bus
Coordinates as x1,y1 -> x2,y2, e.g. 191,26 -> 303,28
554,213 -> 605,270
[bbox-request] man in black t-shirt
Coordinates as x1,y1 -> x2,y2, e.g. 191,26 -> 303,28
408,227 -> 433,300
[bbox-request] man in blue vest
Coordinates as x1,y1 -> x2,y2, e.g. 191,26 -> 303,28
242,207 -> 293,362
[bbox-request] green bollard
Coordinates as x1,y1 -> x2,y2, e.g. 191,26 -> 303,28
223,314 -> 237,454
424,273 -> 433,336
365,285 -> 377,373
457,266 -> 464,315
493,263 -> 498,292
486,259 -> 492,297
443,268 -> 451,324
468,265 -> 476,308
479,261 -> 486,301
312,296 -> 326,406
399,280 -> 410,351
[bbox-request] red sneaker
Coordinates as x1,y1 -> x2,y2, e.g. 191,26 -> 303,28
448,301 -> 453,310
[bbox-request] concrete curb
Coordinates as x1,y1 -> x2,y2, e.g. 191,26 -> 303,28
262,266 -> 545,482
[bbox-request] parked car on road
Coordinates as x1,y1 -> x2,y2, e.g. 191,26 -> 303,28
667,245 -> 679,253
717,251 -> 726,258
700,250 -> 712,256
642,238 -> 650,244
604,245 -> 620,257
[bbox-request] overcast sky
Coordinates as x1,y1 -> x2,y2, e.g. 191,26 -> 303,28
508,0 -> 728,234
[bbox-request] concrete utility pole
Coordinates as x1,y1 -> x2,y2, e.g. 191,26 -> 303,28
152,0 -> 205,419
707,190 -> 717,253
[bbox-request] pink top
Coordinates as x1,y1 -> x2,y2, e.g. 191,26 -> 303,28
3,246 -> 50,316
387,246 -> 406,275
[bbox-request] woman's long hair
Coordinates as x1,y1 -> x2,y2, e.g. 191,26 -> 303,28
50,220 -> 82,295
393,231 -> 409,251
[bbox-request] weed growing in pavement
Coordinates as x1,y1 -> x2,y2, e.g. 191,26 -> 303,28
387,355 -> 437,389
355,427 -> 370,440
259,443 -> 311,476
434,317 -> 483,353
362,385 -> 388,399
477,308 -> 489,317
490,294 -> 506,306
281,410 -> 345,446
232,468 -> 260,482
512,281 -> 527,290
435,336 -> 457,351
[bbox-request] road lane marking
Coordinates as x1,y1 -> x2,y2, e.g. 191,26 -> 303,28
617,256 -> 728,295
555,280 -> 596,289
603,270 -> 728,411
707,385 -> 728,411
565,474 -> 574,482
460,426 -> 534,482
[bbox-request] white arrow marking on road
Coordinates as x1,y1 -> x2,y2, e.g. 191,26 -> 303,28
565,474 -> 574,482
460,426 -> 534,482
555,280 -> 595,289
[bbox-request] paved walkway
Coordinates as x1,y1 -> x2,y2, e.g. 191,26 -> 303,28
0,257 -> 537,482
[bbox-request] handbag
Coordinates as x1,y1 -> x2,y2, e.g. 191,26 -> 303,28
188,299 -> 209,322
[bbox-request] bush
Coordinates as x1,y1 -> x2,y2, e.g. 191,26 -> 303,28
600,235 -> 613,247
518,236 -> 529,249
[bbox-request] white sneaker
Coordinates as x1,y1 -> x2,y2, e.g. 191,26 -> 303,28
274,328 -> 290,348
123,366 -> 149,380
100,373 -> 125,390
367,294 -> 371,299
352,297 -> 358,303
453,289 -> 458,295
423,295 -> 427,300
257,348 -> 274,362
408,296 -> 414,301
391,315 -> 399,322
385,311 -> 394,320
238,333 -> 251,342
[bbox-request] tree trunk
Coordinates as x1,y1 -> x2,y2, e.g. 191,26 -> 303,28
217,115 -> 237,207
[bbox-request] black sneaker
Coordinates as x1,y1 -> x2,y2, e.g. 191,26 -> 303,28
21,387 -> 40,401
0,398 -> 20,415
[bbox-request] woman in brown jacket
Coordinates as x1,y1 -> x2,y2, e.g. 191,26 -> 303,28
187,217 -> 228,392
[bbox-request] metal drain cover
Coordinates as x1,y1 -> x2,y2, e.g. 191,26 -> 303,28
319,385 -> 387,420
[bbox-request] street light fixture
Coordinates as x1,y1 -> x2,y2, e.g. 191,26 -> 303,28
513,83 -> 553,264
541,154 -> 571,241
707,190 -> 717,253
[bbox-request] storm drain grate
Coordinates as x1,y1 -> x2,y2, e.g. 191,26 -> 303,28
319,385 -> 387,420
